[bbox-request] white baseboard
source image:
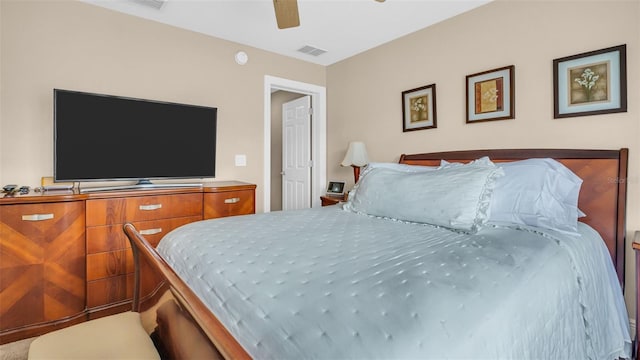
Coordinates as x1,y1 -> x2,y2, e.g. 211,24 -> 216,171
630,317 -> 636,339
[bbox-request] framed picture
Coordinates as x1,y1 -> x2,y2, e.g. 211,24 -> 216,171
553,44 -> 627,119
466,65 -> 515,123
402,84 -> 437,132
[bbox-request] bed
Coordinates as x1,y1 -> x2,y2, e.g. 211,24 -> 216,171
124,148 -> 630,360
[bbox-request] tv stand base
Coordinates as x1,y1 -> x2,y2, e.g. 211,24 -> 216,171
79,183 -> 203,193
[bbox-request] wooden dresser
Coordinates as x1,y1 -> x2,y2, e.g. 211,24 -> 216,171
0,181 -> 255,344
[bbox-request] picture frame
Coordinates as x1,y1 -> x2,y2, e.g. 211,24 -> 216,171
466,65 -> 515,123
553,44 -> 627,119
402,84 -> 437,132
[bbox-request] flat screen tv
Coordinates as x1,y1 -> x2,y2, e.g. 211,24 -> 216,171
54,89 -> 217,192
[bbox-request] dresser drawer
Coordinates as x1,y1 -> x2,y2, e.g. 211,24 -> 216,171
86,193 -> 203,226
87,274 -> 133,308
86,263 -> 162,308
1,201 -> 85,241
87,249 -> 133,281
0,201 -> 86,331
86,216 -> 201,254
204,190 -> 255,219
86,215 -> 201,284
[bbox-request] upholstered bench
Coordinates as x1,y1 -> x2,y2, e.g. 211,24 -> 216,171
28,311 -> 159,359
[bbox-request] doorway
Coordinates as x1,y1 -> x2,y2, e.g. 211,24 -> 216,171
271,93 -> 310,211
263,75 -> 326,213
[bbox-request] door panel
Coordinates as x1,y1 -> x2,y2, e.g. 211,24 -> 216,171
282,96 -> 311,211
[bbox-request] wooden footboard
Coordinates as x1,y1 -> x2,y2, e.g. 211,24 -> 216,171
123,223 -> 251,360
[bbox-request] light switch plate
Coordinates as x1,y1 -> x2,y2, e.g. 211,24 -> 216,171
235,154 -> 247,167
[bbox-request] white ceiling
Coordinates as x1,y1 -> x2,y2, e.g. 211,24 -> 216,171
82,0 -> 492,66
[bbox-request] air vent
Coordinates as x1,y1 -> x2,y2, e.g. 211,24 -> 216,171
130,0 -> 166,10
297,45 -> 327,57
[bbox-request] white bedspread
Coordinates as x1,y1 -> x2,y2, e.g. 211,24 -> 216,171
157,206 -> 631,359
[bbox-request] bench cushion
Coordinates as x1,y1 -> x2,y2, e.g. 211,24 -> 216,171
28,312 -> 160,359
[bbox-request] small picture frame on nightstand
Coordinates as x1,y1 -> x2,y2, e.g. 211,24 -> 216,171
326,181 -> 345,196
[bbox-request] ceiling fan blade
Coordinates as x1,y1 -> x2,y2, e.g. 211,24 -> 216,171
273,0 -> 300,29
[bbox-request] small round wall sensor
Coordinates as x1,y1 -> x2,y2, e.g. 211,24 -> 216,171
234,51 -> 248,65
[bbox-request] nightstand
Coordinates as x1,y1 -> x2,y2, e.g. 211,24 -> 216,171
320,194 -> 346,206
632,231 -> 640,358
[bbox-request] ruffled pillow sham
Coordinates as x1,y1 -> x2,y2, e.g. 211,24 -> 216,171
344,157 -> 504,233
366,162 -> 437,173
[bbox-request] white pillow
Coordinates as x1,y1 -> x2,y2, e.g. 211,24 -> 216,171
366,162 -> 437,173
487,158 -> 583,234
344,157 -> 503,232
345,162 -> 437,201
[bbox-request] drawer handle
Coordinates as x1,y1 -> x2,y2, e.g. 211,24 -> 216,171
139,204 -> 162,211
224,197 -> 241,204
21,213 -> 54,221
139,228 -> 162,235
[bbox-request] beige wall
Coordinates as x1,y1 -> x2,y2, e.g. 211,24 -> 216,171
0,0 -> 325,212
327,0 -> 639,317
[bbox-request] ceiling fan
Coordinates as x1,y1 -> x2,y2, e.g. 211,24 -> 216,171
273,0 -> 385,29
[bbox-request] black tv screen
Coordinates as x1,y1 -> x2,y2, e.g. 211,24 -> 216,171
54,89 -> 217,183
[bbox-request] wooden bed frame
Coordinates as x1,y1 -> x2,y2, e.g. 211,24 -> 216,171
124,148 -> 628,359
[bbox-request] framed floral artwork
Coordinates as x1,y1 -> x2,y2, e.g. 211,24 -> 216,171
402,84 -> 437,132
553,44 -> 627,118
466,65 -> 515,123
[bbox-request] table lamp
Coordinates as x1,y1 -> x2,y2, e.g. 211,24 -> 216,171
341,141 -> 369,183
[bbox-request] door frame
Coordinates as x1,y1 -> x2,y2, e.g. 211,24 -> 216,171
263,75 -> 326,213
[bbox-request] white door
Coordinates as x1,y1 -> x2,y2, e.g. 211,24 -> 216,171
282,95 -> 312,211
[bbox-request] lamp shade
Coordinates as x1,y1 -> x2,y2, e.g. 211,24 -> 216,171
341,142 -> 369,167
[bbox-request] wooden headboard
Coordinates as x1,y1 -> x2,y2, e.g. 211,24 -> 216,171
399,148 -> 629,288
